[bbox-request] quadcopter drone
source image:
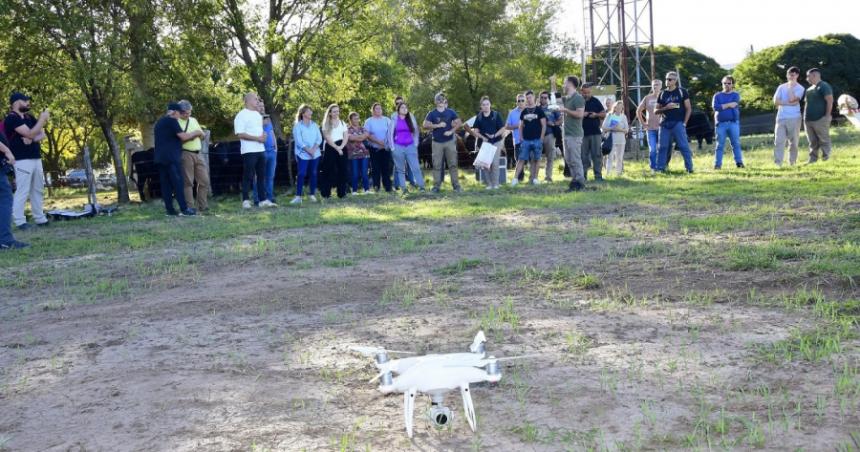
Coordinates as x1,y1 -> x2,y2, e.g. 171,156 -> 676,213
349,331 -> 529,437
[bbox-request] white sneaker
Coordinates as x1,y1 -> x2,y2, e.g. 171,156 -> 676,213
259,200 -> 274,208
531,179 -> 541,185
486,185 -> 493,190
289,196 -> 302,205
493,185 -> 501,190
242,200 -> 252,209
309,195 -> 318,203
510,178 -> 519,187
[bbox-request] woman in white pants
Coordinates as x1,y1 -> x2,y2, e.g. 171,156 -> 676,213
602,101 -> 628,176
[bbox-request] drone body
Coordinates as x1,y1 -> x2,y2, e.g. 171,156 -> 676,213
350,331 -> 516,437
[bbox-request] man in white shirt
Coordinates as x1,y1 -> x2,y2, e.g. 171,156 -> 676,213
772,67 -> 805,166
233,93 -> 269,208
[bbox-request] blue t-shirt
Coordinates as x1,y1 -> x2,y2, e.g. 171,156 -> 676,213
712,91 -> 740,123
506,107 -> 523,145
153,115 -> 184,164
425,108 -> 459,143
658,88 -> 690,125
263,122 -> 276,152
583,97 -> 605,136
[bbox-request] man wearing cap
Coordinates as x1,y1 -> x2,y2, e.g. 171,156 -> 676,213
154,102 -> 204,216
0,133 -> 28,249
4,92 -> 50,230
176,100 -> 211,212
423,92 -> 462,193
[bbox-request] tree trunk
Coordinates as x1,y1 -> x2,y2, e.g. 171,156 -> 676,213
139,121 -> 155,149
94,116 -> 130,203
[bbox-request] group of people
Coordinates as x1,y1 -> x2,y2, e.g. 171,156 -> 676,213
634,67 -> 834,172
0,66 -> 841,248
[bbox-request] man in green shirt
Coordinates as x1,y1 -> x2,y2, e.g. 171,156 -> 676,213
803,68 -> 834,163
177,100 -> 211,211
551,75 -> 587,192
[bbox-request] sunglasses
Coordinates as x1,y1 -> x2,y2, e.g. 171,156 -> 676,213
665,78 -> 676,82
516,99 -> 525,103
723,82 -> 733,85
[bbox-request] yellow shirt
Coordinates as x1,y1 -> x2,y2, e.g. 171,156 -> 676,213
177,117 -> 203,151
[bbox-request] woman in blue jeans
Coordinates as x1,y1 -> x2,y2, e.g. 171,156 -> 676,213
346,112 -> 371,194
290,104 -> 322,205
387,102 -> 425,193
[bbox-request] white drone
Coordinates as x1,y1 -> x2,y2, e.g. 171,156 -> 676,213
349,331 -> 528,437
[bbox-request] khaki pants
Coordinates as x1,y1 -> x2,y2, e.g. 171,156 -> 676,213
431,140 -> 459,189
804,116 -> 831,162
542,134 -> 557,181
482,140 -> 504,187
12,158 -> 47,226
181,151 -> 210,210
563,135 -> 585,185
774,117 -> 801,166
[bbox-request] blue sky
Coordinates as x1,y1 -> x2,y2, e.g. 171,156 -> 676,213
555,0 -> 859,66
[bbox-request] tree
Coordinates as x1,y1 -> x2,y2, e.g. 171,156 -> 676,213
733,34 -> 860,113
8,0 -> 134,203
221,0 -> 363,182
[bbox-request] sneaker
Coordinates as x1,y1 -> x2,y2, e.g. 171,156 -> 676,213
17,223 -> 32,231
714,165 -> 722,170
181,208 -> 197,216
309,195 -> 318,202
531,179 -> 541,185
485,185 -> 493,190
493,185 -> 501,190
566,181 -> 585,192
259,200 -> 275,207
510,179 -> 519,187
289,196 -> 302,205
595,176 -> 605,182
36,221 -> 49,227
165,211 -> 179,216
736,162 -> 745,168
349,192 -> 358,197
453,186 -> 463,193
419,187 -> 426,193
431,187 -> 440,194
0,240 -> 29,250
242,200 -> 252,209
544,177 -> 553,182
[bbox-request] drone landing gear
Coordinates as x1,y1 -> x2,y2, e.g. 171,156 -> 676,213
460,384 -> 477,432
405,387 -> 417,438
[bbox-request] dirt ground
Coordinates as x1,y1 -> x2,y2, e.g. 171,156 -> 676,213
1,206 -> 858,451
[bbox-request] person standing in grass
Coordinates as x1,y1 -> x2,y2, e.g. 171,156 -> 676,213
388,102 -> 425,193
5,92 -> 49,229
512,90 -> 546,186
712,76 -> 745,170
155,102 -> 204,216
505,94 -> 525,181
803,68 -> 834,163
258,100 -> 278,206
539,91 -> 562,182
423,92 -> 462,193
0,133 -> 28,249
655,72 -> 694,173
551,74 -> 587,192
346,112 -> 371,195
319,104 -> 350,199
636,79 -> 663,171
364,103 -> 392,192
465,96 -> 505,189
290,105 -> 322,205
176,100 -> 212,212
602,101 -> 628,176
772,66 -> 805,167
234,93 -> 269,209
581,84 -> 607,180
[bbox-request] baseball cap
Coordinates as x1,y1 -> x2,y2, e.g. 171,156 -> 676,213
10,92 -> 31,104
167,102 -> 182,111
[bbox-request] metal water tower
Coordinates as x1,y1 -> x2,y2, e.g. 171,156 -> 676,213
582,0 -> 655,116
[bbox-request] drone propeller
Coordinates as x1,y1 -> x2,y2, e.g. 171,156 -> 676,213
348,345 -> 415,357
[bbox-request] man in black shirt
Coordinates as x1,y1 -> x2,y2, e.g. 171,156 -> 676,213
512,90 -> 546,186
154,102 -> 205,216
655,71 -> 694,172
5,92 -> 50,230
0,134 -> 28,249
581,84 -> 606,181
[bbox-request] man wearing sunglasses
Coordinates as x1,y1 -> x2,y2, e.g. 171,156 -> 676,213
655,71 -> 694,173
